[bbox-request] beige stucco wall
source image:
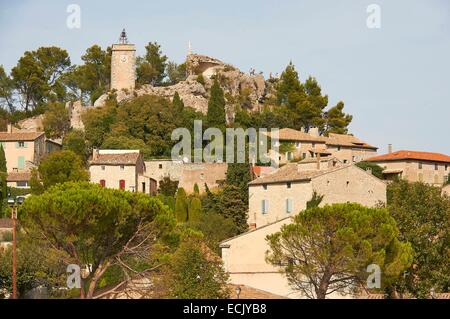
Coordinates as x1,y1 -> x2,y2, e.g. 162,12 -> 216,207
249,165 -> 386,228
248,181 -> 313,227
1,135 -> 45,172
221,218 -> 352,299
312,165 -> 386,208
90,164 -> 138,192
375,160 -> 449,186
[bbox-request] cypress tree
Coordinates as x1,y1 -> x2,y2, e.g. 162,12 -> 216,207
207,79 -> 226,128
173,91 -> 185,113
188,197 -> 202,222
174,188 -> 189,222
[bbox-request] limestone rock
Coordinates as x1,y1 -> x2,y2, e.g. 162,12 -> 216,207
17,115 -> 44,132
66,100 -> 89,130
94,53 -> 268,114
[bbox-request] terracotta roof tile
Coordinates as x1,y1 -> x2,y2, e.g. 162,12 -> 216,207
7,171 -> 31,182
90,153 -> 140,166
248,163 -> 341,185
267,128 -> 327,143
0,131 -> 44,141
366,150 -> 450,163
326,133 -> 377,150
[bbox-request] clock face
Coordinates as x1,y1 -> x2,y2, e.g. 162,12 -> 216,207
120,55 -> 127,63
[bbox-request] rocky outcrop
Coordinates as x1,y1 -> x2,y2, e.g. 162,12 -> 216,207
66,100 -> 87,130
94,54 -> 268,114
17,115 -> 44,132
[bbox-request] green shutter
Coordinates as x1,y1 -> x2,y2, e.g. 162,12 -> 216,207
18,156 -> 25,169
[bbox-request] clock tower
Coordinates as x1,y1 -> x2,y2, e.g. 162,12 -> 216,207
111,29 -> 136,91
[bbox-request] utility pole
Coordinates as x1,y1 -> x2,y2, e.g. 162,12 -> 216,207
11,205 -> 17,299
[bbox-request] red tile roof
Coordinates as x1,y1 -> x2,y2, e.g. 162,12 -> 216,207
0,131 -> 44,141
90,152 -> 141,165
7,171 -> 31,182
366,150 -> 450,164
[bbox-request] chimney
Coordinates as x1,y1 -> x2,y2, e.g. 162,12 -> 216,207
309,127 -> 319,137
92,148 -> 100,160
388,144 -> 393,154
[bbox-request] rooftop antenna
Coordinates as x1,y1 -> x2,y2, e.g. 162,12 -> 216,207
119,28 -> 128,44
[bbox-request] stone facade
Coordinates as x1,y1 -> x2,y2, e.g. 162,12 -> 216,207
178,162 -> 228,194
267,128 -> 378,166
144,159 -> 184,187
248,164 -> 386,228
111,43 -> 136,92
366,150 -> 450,186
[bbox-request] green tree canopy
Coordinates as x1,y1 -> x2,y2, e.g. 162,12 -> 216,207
43,101 -> 70,139
62,130 -> 88,162
10,47 -> 71,111
356,161 -> 384,179
175,187 -> 189,223
136,42 -> 168,86
386,180 -> 450,298
30,150 -> 89,194
19,181 -> 178,298
266,203 -> 413,299
161,236 -> 229,299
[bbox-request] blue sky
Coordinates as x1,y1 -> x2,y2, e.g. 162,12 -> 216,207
0,0 -> 449,154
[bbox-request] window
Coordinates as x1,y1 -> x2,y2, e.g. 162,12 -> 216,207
343,160 -> 348,164
159,164 -> 163,169
101,165 -> 105,171
18,141 -> 25,148
287,182 -> 291,189
346,181 -> 350,187
142,182 -> 146,193
18,156 -> 25,169
119,180 -> 126,190
446,165 -> 448,171
100,180 -> 106,187
337,146 -> 341,151
435,163 -> 438,171
16,181 -> 28,188
419,162 -> 423,169
120,165 -> 125,171
263,184 -> 267,190
295,142 -> 301,148
302,153 -> 306,159
286,198 -> 293,214
261,199 -> 268,214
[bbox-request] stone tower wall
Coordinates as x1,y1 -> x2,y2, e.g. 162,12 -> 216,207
111,44 -> 136,91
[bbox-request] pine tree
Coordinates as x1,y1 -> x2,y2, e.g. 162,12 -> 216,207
193,183 -> 200,195
225,163 -> 251,203
172,91 -> 185,113
324,101 -> 353,134
174,188 -> 189,223
207,79 -> 226,128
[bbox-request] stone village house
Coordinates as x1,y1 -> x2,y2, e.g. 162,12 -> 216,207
220,159 -> 387,298
266,128 -> 378,166
365,150 -> 450,186
89,150 -> 157,195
